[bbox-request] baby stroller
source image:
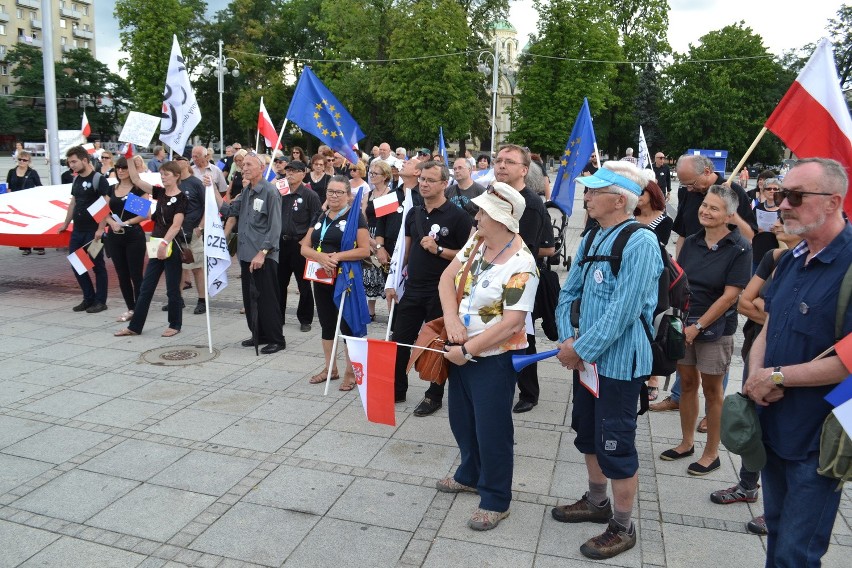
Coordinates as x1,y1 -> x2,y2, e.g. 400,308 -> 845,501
545,200 -> 571,269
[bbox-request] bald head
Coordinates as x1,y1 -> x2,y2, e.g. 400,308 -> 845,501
379,143 -> 391,159
191,145 -> 208,168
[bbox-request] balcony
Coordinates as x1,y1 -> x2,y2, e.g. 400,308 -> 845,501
59,8 -> 81,20
30,19 -> 41,30
77,0 -> 92,4
0,11 -> 10,23
18,35 -> 42,48
72,28 -> 93,39
15,0 -> 40,9
62,45 -> 72,53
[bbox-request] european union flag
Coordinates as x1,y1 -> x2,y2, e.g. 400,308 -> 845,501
551,98 -> 597,217
123,192 -> 152,218
286,67 -> 365,165
333,188 -> 371,337
438,126 -> 448,167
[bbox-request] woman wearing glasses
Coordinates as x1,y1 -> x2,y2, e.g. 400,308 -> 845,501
290,146 -> 306,163
437,182 -> 538,531
307,154 -> 331,206
363,160 -> 392,319
100,152 -> 116,178
349,160 -> 370,196
301,176 -> 370,390
7,150 -> 43,255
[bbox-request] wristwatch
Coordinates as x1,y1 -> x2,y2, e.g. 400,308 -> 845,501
694,321 -> 704,332
770,366 -> 784,387
460,345 -> 473,361
436,246 -> 444,256
376,244 -> 383,250
261,249 -> 269,256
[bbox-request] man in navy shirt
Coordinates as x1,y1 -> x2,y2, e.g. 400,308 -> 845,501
745,158 -> 852,567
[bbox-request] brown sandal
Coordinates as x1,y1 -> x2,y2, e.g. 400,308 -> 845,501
309,370 -> 339,384
161,328 -> 180,337
114,328 -> 138,337
339,371 -> 357,391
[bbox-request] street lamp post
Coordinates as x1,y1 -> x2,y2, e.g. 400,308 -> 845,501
477,36 -> 517,158
203,40 -> 240,159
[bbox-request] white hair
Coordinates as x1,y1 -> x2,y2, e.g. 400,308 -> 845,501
601,160 -> 644,214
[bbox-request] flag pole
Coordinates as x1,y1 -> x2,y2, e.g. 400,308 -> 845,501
325,289 -> 347,396
263,119 -> 289,180
727,126 -> 768,184
203,185 -> 214,354
385,302 -> 395,341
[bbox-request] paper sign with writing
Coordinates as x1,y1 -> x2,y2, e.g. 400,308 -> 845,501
118,112 -> 161,147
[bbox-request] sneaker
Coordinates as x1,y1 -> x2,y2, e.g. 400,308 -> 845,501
747,514 -> 767,535
436,477 -> 477,494
580,519 -> 637,560
72,300 -> 93,312
711,483 -> 759,505
413,397 -> 442,417
650,395 -> 679,412
467,508 -> 509,531
85,302 -> 107,314
551,492 -> 612,524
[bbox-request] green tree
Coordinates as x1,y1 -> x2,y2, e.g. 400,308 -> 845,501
510,0 -> 621,155
660,23 -> 790,165
115,0 -> 208,115
827,3 -> 852,90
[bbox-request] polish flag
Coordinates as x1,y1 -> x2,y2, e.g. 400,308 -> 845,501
81,111 -> 91,137
258,97 -> 282,150
120,143 -> 134,158
86,197 -> 110,223
836,333 -> 852,372
67,248 -> 94,275
83,143 -> 96,155
765,38 -> 852,216
372,192 -> 399,218
343,337 -> 397,426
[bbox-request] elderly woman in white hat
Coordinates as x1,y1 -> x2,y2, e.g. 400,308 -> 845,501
436,182 -> 540,531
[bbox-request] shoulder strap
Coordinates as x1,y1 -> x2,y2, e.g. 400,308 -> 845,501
93,171 -> 102,190
836,261 -> 852,341
607,222 -> 643,277
456,238 -> 483,305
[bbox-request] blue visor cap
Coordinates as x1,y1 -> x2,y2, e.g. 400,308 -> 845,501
577,168 -> 642,196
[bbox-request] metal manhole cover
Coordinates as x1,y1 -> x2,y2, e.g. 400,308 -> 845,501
141,345 -> 219,366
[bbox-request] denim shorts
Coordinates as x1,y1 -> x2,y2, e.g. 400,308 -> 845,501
571,373 -> 644,479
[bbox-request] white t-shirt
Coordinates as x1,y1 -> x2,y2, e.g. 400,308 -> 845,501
454,233 -> 539,356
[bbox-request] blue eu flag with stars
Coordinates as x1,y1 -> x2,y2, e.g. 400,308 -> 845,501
551,98 -> 597,217
123,192 -> 152,218
285,67 -> 365,165
333,188 -> 371,337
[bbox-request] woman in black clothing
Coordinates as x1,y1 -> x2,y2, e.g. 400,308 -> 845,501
307,153 -> 331,207
106,157 -> 150,322
114,161 -> 187,338
7,150 -> 43,255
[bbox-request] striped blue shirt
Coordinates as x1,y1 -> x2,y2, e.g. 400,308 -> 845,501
556,221 -> 662,380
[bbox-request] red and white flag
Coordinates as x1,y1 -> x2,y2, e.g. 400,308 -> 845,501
81,111 -> 91,138
765,38 -> 852,216
258,97 -> 282,150
343,337 -> 397,426
372,192 -> 399,217
67,248 -> 94,275
120,143 -> 134,158
82,143 -> 96,155
86,197 -> 110,223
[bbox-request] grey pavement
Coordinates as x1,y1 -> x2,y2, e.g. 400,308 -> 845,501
0,165 -> 850,567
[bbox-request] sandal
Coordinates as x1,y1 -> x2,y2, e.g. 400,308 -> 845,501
647,386 -> 659,401
339,371 -> 357,391
117,310 -> 134,322
161,328 -> 180,337
114,328 -> 138,337
183,281 -> 192,290
309,370 -> 339,384
339,382 -> 356,392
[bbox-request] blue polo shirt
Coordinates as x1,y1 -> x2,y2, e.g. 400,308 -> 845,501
760,223 -> 852,460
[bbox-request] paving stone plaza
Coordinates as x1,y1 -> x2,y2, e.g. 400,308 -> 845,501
0,156 -> 849,567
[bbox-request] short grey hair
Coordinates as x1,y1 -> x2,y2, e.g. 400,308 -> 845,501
524,160 -> 546,195
707,184 -> 738,215
677,154 -> 714,176
791,157 -> 848,199
420,160 -> 450,181
762,177 -> 781,188
601,160 -> 644,214
328,175 -> 351,192
395,147 -> 407,156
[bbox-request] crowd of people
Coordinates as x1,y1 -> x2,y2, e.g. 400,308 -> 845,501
18,138 -> 849,565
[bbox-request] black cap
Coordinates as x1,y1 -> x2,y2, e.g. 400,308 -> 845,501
285,160 -> 306,171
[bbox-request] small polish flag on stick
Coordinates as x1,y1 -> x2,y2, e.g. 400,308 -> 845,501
343,336 -> 397,426
83,143 -> 96,155
81,110 -> 91,137
258,97 -> 282,150
372,192 -> 399,218
86,197 -> 110,223
120,143 -> 134,158
67,248 -> 94,275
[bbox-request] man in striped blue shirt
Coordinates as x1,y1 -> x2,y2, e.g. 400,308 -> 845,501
552,162 -> 662,560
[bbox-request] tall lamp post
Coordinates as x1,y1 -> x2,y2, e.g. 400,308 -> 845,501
203,40 -> 240,159
477,36 -> 517,158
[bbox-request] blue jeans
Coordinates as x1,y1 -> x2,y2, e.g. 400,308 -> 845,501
69,229 -> 107,304
670,370 -> 730,402
762,449 -> 841,567
448,350 -> 519,513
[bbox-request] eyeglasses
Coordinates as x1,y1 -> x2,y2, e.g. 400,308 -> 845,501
369,171 -> 384,176
102,156 -> 112,160
586,188 -> 621,197
327,190 -> 347,197
777,189 -> 835,207
655,156 -> 665,160
486,187 -> 514,215
17,158 -> 29,162
679,177 -> 699,190
493,157 -> 527,166
763,187 -> 780,192
417,176 -> 443,185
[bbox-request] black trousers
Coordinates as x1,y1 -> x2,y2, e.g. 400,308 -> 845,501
391,292 -> 445,400
240,258 -> 284,345
107,226 -> 146,310
517,333 -> 539,403
128,250 -> 182,334
277,238 -> 314,325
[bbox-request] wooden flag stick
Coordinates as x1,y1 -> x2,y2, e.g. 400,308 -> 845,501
727,126 -> 768,184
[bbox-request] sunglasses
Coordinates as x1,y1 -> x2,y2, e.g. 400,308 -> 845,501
486,187 -> 514,215
17,158 -> 29,162
115,166 -> 128,170
777,189 -> 835,207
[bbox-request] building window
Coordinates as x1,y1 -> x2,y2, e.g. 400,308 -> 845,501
60,36 -> 65,45
1,65 -> 7,76
30,11 -> 35,20
59,1 -> 65,8
2,86 -> 10,95
16,8 -> 21,19
0,24 -> 5,36
72,39 -> 77,48
60,19 -> 65,28
83,6 -> 88,16
31,30 -> 36,40
83,41 -> 88,49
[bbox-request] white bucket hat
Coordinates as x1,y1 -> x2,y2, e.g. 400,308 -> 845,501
471,182 -> 526,233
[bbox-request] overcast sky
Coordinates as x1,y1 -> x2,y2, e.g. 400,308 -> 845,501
95,0 -> 845,74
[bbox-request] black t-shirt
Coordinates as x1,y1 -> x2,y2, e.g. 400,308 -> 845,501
673,174 -> 757,239
71,171 -> 111,232
518,187 -> 552,257
653,163 -> 671,193
309,208 -> 368,253
151,186 -> 188,239
404,200 -> 473,296
108,185 -> 148,223
306,173 -> 331,205
178,175 -> 205,237
281,184 -> 322,239
678,227 -> 752,335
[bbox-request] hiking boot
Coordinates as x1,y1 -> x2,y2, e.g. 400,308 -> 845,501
747,515 -> 768,535
436,477 -> 477,494
551,492 -> 612,524
711,483 -> 759,505
580,519 -> 637,560
650,395 -> 679,412
467,508 -> 509,531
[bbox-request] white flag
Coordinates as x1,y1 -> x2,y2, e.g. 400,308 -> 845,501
160,35 -> 201,153
204,184 -> 230,297
384,189 -> 414,299
638,126 -> 651,169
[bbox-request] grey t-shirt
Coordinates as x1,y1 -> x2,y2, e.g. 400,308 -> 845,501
444,180 -> 485,219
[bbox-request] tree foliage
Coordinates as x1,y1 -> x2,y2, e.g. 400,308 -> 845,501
827,3 -> 852,91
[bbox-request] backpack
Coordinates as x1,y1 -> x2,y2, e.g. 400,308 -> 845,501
580,222 -> 690,377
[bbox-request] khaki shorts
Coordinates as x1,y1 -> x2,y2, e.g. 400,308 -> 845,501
181,233 -> 205,270
679,335 -> 734,375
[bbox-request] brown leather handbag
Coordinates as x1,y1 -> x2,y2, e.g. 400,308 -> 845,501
406,239 -> 482,385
